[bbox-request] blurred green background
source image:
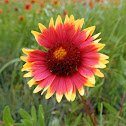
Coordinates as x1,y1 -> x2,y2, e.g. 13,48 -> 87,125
0,0 -> 126,125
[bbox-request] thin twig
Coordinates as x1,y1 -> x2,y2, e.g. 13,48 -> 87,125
78,93 -> 96,126
118,91 -> 125,126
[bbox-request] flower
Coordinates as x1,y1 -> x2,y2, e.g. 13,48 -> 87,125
4,0 -> 9,4
52,0 -> 60,6
31,0 -> 36,4
89,2 -> 94,8
14,7 -> 18,12
18,15 -> 25,21
24,3 -> 32,12
114,1 -> 118,5
0,8 -> 2,14
38,1 -> 45,8
21,15 -> 109,102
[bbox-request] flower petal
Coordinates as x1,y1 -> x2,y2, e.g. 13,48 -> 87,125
74,18 -> 84,32
40,74 -> 56,95
87,75 -> 95,84
33,69 -> 51,81
22,48 -> 34,56
94,69 -> 104,77
78,87 -> 85,96
33,85 -> 43,93
56,93 -> 63,103
38,23 -> 47,33
31,30 -> 51,48
23,72 -> 33,77
70,86 -> 76,101
45,86 -> 54,99
92,32 -> 101,40
20,56 -> 28,62
93,38 -> 101,43
45,77 -> 59,99
64,77 -> 73,101
27,78 -> 36,87
83,26 -> 95,37
55,15 -> 63,28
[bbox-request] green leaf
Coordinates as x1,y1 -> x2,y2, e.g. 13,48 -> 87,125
102,102 -> 117,114
100,103 -> 103,126
82,118 -> 90,126
0,58 -> 21,74
74,113 -> 82,126
31,106 -> 37,125
19,109 -> 31,119
3,106 -> 14,126
38,105 -> 45,126
14,123 -> 25,126
21,119 -> 34,126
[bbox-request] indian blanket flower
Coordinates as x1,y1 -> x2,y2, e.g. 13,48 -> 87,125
25,3 -> 32,12
21,15 -> 109,103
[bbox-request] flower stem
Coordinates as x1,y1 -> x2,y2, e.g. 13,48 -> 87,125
79,93 -> 96,126
87,99 -> 97,125
118,91 -> 125,126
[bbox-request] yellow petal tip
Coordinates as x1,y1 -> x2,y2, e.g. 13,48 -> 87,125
56,93 -> 63,103
20,56 -> 28,62
78,87 -> 84,96
38,23 -> 47,33
33,86 -> 42,93
27,78 -> 35,87
88,75 -> 95,84
23,72 -> 32,77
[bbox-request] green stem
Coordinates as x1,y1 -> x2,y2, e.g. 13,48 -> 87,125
0,58 -> 21,74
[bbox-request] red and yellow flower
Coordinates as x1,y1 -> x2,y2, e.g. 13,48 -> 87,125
21,15 -> 109,102
24,3 -> 32,12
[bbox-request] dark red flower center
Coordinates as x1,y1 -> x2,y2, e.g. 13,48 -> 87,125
45,41 -> 82,76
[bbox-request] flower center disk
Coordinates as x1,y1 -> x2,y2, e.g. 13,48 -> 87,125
45,42 -> 82,76
53,47 -> 67,60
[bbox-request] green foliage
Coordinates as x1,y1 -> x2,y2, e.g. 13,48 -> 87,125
38,105 -> 45,126
102,102 -> 117,115
20,109 -> 32,120
3,106 -> 14,126
1,105 -> 45,126
31,106 -> 37,125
